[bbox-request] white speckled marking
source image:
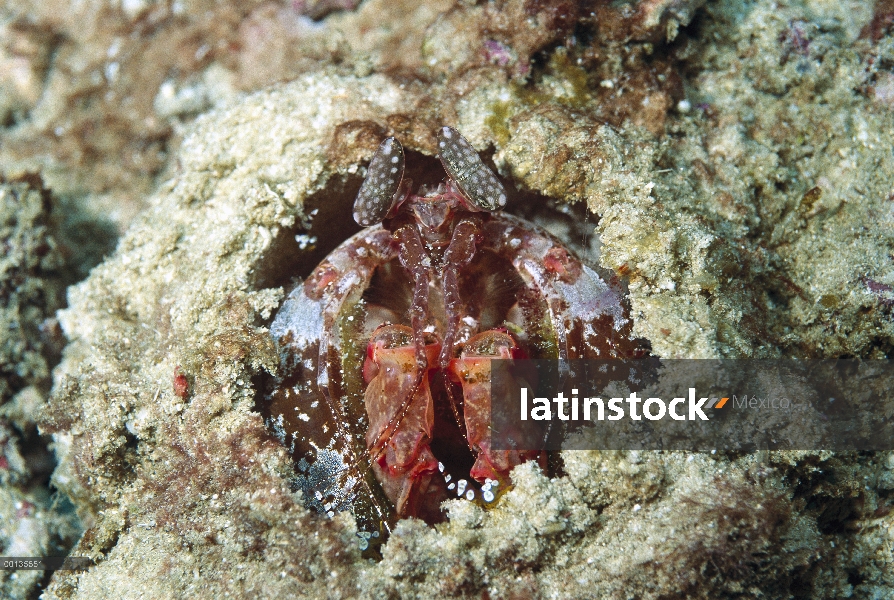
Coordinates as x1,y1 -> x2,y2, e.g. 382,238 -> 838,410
353,137 -> 405,226
437,126 -> 507,211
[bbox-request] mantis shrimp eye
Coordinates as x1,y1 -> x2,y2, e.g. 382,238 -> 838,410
437,126 -> 507,212
353,136 -> 406,227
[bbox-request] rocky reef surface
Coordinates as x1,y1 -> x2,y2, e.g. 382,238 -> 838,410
0,178 -> 80,599
0,0 -> 893,598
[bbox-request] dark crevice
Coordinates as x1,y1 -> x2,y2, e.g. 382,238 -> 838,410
251,173 -> 364,291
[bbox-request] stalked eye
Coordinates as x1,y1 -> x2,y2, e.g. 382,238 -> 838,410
437,126 -> 507,211
353,137 -> 405,227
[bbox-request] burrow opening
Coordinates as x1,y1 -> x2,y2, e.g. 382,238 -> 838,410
251,147 -> 624,532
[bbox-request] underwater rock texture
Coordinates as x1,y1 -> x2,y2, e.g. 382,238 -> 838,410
0,178 -> 62,404
0,178 -> 80,599
0,0 -> 888,598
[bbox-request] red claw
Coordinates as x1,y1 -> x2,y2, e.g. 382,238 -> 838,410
448,331 -> 546,487
363,325 -> 447,521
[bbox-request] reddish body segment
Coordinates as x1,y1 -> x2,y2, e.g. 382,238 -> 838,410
265,127 -> 643,534
363,325 -> 444,521
447,330 -> 544,484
